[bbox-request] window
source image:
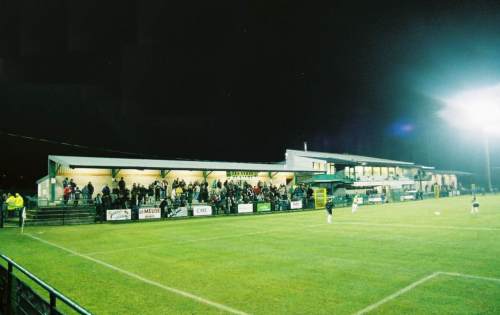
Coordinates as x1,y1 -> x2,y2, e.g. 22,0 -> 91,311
364,166 -> 372,176
355,166 -> 363,177
381,167 -> 388,177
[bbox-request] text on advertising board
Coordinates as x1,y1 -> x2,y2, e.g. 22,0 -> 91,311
139,208 -> 161,220
106,209 -> 131,221
193,205 -> 212,216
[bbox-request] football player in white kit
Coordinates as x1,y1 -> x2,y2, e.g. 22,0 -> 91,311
352,195 -> 359,213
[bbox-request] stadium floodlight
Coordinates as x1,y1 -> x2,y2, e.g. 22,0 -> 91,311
439,84 -> 500,192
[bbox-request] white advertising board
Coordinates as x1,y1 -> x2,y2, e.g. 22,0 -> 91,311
290,200 -> 303,209
139,208 -> 161,220
193,205 -> 212,216
368,197 -> 383,203
237,203 -> 253,213
400,195 -> 416,201
106,209 -> 131,221
168,207 -> 188,218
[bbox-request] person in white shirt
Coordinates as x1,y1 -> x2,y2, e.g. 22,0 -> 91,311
352,195 -> 359,213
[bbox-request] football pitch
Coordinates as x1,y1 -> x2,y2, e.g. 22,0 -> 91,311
1,195 -> 500,314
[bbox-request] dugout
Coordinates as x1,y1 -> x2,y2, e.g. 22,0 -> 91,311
37,155 -> 316,205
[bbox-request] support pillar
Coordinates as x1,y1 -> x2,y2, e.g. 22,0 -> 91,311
111,168 -> 121,179
160,170 -> 171,179
48,160 -> 58,203
202,171 -> 213,180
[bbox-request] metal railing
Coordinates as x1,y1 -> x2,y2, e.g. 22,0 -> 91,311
1,254 -> 92,315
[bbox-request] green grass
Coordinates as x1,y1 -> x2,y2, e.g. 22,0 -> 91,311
1,195 -> 500,314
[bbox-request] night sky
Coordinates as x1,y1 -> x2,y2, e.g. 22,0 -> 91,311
1,0 -> 499,191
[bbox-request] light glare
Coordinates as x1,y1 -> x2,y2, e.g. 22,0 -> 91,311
440,84 -> 500,136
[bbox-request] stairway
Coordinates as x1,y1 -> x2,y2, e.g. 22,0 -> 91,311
25,206 -> 96,226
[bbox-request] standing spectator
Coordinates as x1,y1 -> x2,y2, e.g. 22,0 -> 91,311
5,193 -> 16,218
74,187 -> 81,206
160,180 -> 166,199
87,182 -> 94,200
148,183 -> 155,204
160,198 -> 168,218
94,193 -> 103,222
187,183 -> 193,204
193,183 -> 200,202
170,185 -> 176,200
69,179 -> 76,199
14,193 -> 24,225
81,184 -> 89,202
63,186 -> 71,205
139,185 -> 147,205
164,180 -> 169,198
279,184 -> 287,199
102,184 -> 110,196
62,177 -> 69,188
118,177 -> 126,191
175,185 -> 183,201
131,183 -> 138,206
155,181 -> 161,201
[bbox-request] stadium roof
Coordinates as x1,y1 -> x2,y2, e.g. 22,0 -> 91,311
286,149 -> 415,167
48,155 -> 315,173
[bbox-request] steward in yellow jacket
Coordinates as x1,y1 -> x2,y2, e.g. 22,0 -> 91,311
15,193 -> 24,209
5,194 -> 16,211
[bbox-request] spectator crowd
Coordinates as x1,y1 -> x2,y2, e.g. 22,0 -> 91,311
62,177 -> 314,219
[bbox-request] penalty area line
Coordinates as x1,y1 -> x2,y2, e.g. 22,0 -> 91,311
25,234 -> 249,315
354,271 -> 500,314
439,271 -> 500,284
353,272 -> 440,315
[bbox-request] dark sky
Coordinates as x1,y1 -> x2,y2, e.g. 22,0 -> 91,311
1,0 -> 499,191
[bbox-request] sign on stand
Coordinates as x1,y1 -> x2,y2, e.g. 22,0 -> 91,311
256,203 -> 271,212
139,208 -> 161,220
193,205 -> 213,216
290,200 -> 303,209
237,203 -> 254,213
169,207 -> 188,218
106,209 -> 131,221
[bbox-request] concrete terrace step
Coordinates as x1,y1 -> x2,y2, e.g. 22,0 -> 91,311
25,207 -> 96,226
25,217 -> 95,226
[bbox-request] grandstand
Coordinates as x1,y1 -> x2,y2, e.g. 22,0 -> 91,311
37,150 -> 469,205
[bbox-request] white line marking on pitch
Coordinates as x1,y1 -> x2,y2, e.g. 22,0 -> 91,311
439,271 -> 500,284
353,272 -> 441,315
353,271 -> 500,315
336,222 -> 500,231
25,234 -> 249,315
